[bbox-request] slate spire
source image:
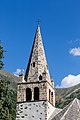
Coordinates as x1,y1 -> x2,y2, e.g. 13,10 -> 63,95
25,25 -> 52,84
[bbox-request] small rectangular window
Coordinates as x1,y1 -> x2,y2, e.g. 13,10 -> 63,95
33,62 -> 35,67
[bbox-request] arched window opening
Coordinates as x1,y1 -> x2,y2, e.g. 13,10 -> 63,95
49,89 -> 51,102
51,92 -> 53,96
51,92 -> 53,104
34,87 -> 39,101
39,75 -> 42,80
26,88 -> 32,101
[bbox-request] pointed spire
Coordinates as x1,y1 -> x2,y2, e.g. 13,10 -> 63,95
25,25 -> 52,84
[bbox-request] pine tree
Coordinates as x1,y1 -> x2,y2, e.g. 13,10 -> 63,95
0,40 -> 5,69
0,79 -> 16,120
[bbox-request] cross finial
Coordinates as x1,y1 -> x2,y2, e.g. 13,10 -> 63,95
37,19 -> 40,26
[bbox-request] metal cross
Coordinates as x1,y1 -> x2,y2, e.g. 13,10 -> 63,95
37,19 -> 40,26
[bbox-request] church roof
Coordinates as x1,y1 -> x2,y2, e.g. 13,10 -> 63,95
51,98 -> 80,120
25,25 -> 52,83
49,108 -> 62,120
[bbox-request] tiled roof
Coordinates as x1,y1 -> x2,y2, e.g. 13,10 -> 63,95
49,108 -> 62,120
51,98 -> 80,120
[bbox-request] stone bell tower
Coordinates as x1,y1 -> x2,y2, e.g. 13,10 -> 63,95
16,25 -> 55,120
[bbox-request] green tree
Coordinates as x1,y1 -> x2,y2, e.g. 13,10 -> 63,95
0,79 -> 16,120
0,40 -> 5,70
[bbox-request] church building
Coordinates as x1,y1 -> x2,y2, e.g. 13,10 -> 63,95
16,25 -> 80,120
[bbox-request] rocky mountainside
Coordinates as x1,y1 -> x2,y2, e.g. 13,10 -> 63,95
0,70 -> 19,90
0,70 -> 80,109
55,83 -> 80,108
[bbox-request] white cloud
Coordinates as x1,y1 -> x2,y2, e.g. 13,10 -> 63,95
69,47 -> 80,56
14,68 -> 24,77
56,74 -> 80,88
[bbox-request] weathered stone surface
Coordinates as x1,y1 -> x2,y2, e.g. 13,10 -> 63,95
16,25 -> 80,120
16,25 -> 55,120
16,101 -> 55,120
25,25 -> 53,84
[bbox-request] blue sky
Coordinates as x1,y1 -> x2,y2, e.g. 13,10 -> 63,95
0,0 -> 80,87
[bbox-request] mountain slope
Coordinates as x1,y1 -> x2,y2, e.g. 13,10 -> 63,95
0,70 -> 19,90
0,70 -> 80,109
55,83 -> 80,108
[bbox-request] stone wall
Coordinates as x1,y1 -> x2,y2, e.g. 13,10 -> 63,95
16,101 -> 55,120
17,80 -> 55,106
16,101 -> 47,120
17,82 -> 47,102
47,102 -> 55,120
16,25 -> 56,120
46,82 -> 55,106
25,26 -> 52,84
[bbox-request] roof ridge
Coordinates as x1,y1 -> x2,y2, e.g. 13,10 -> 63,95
48,108 -> 62,120
60,98 -> 80,120
75,98 -> 80,109
51,101 -> 72,120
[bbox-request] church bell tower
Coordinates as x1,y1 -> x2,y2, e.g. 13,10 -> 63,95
16,25 -> 55,120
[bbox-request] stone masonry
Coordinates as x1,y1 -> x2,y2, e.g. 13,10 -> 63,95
16,25 -> 55,120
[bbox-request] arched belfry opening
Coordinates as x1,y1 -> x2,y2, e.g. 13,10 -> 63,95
51,92 -> 53,104
26,88 -> 32,101
49,89 -> 51,102
34,87 -> 39,101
